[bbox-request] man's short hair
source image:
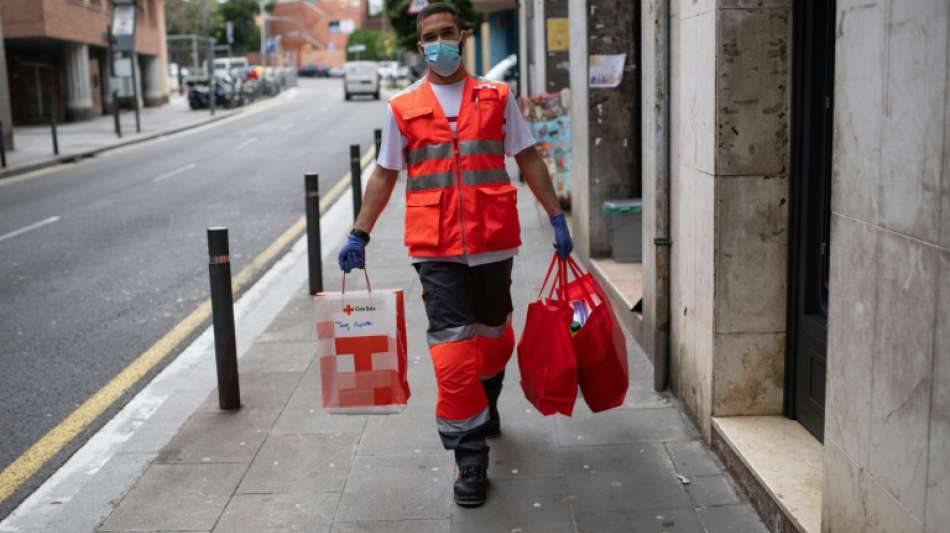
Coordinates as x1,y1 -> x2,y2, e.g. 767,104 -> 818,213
416,2 -> 463,35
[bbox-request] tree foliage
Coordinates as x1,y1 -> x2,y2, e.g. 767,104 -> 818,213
384,0 -> 482,50
345,29 -> 397,61
164,0 -> 274,54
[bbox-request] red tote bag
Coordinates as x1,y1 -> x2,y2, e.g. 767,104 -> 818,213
517,255 -> 578,416
563,257 -> 629,412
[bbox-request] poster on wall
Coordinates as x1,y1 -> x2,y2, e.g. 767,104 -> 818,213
589,53 -> 626,89
546,18 -> 569,52
521,92 -> 572,205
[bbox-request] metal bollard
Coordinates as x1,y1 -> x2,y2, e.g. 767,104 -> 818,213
49,115 -> 59,156
207,227 -> 241,410
305,173 -> 324,295
350,144 -> 362,220
374,128 -> 382,157
0,121 -> 6,168
113,91 -> 122,138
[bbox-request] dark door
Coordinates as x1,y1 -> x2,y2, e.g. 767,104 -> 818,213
786,0 -> 835,441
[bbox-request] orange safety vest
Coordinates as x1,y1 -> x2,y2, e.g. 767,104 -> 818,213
390,76 -> 521,257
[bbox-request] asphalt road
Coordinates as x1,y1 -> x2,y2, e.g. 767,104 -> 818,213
0,78 -> 388,517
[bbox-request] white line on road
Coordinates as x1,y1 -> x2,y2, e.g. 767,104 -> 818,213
0,216 -> 61,244
236,136 -> 259,150
152,163 -> 197,183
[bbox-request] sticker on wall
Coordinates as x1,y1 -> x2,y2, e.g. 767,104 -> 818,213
589,54 -> 626,89
547,18 -> 570,52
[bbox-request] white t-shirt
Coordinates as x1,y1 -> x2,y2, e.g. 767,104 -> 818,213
377,79 -> 537,267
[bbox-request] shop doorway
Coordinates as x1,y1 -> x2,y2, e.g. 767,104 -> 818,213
786,0 -> 835,441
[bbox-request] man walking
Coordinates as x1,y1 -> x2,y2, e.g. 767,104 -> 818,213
337,2 -> 572,507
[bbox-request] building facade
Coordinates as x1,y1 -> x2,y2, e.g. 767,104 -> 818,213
521,1 -> 948,531
1,0 -> 169,124
269,0 -> 365,69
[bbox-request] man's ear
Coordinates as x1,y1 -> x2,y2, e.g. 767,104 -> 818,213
417,41 -> 424,55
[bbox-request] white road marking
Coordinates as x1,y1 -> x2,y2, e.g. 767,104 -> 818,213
0,216 -> 61,244
236,136 -> 259,150
152,163 -> 196,183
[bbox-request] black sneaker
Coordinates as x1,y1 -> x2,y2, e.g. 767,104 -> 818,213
485,406 -> 501,439
454,464 -> 489,507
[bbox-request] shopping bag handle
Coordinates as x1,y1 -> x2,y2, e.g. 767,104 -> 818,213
564,256 -> 597,308
341,268 -> 372,311
538,254 -> 567,301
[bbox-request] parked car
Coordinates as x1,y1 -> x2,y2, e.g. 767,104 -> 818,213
298,63 -> 329,78
343,61 -> 380,100
328,65 -> 345,78
377,61 -> 399,81
484,54 -> 519,96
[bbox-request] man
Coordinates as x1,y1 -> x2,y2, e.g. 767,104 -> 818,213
337,2 -> 572,507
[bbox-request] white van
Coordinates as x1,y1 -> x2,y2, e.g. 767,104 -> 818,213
343,61 -> 380,100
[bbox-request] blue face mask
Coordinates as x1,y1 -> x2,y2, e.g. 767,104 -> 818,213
422,40 -> 461,77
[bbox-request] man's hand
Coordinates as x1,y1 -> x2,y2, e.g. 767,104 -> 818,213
338,234 -> 367,273
550,212 -> 573,258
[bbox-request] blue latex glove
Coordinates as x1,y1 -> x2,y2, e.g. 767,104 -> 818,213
550,212 -> 573,259
338,234 -> 367,273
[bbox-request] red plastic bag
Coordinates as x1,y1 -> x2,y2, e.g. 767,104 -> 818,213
315,271 -> 410,414
563,257 -> 629,412
517,255 -> 578,416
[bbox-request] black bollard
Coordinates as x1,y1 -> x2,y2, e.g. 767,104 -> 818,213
305,173 -> 324,295
113,91 -> 122,138
350,144 -> 362,220
207,227 -> 241,410
0,121 -> 6,169
50,115 -> 59,156
374,128 -> 382,157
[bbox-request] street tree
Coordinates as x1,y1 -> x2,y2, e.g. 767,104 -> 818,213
165,0 -> 221,36
346,29 -> 397,61
384,0 -> 482,50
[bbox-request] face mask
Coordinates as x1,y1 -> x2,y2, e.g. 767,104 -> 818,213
422,40 -> 461,77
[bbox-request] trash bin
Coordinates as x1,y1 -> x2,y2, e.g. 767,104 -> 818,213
602,199 -> 642,263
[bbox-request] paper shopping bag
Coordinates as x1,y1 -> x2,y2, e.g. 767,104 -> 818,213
563,257 -> 629,413
517,254 -> 577,416
314,280 -> 410,414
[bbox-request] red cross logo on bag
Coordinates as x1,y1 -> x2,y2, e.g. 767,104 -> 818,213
343,304 -> 354,315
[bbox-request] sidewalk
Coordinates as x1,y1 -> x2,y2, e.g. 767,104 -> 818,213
1,95 -> 249,179
73,177 -> 764,532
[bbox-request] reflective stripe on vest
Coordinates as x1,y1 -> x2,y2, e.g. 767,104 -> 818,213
406,142 -> 454,166
437,406 -> 490,434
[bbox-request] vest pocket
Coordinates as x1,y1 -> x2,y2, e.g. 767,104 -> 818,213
476,185 -> 520,249
404,189 -> 443,248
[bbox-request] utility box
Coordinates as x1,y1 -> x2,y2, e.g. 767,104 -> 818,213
602,199 -> 642,263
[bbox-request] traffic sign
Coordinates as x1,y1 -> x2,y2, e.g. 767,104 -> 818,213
347,44 -> 367,53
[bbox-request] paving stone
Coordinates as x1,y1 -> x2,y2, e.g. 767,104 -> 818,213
121,391 -> 208,454
665,440 -> 725,478
98,463 -> 246,531
237,433 -> 359,494
156,407 -> 280,463
358,405 -> 446,456
240,341 -> 317,373
685,475 -> 745,507
258,297 -> 318,342
560,443 -> 691,513
272,384 -> 367,434
212,493 -> 338,533
449,477 -> 573,532
555,407 -> 698,446
335,454 -> 454,521
574,508 -> 706,533
572,382 -> 675,413
330,520 -> 451,533
197,372 -> 302,412
496,383 -> 549,422
696,504 -> 769,533
488,416 -> 561,480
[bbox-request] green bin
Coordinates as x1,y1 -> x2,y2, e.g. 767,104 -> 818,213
602,199 -> 642,263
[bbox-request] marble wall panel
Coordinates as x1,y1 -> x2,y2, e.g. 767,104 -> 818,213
878,0 -> 948,245
714,175 -> 788,333
715,7 -> 791,177
824,215 -> 877,468
712,332 -> 785,415
868,231 -> 938,519
831,0 -> 886,223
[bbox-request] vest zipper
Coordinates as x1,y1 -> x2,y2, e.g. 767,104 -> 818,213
453,137 -> 468,254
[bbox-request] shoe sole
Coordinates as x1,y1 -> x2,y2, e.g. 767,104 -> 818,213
454,496 -> 487,507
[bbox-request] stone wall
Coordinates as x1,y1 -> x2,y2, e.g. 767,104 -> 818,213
644,0 -> 791,438
822,1 -> 949,531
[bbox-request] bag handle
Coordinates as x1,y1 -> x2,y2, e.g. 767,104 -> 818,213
537,254 -> 559,300
341,268 -> 372,311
